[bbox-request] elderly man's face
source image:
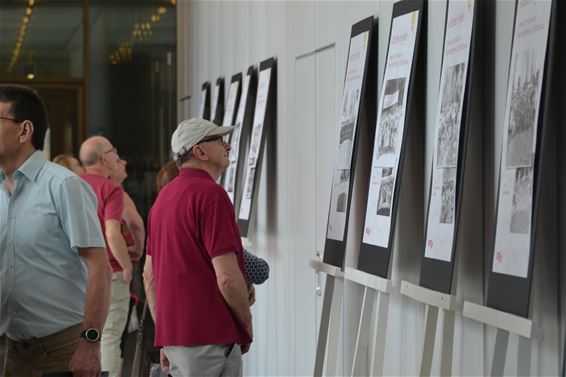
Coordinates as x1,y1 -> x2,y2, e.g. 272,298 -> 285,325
198,136 -> 231,171
101,143 -> 121,174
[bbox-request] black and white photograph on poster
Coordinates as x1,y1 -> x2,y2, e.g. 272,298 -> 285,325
506,48 -> 540,168
510,167 -> 533,234
337,192 -> 347,213
229,121 -> 242,161
245,167 -> 256,199
348,88 -> 360,121
437,63 -> 465,168
335,120 -> 355,168
342,89 -> 350,120
338,168 -> 350,184
439,168 -> 456,224
375,77 -> 406,166
225,166 -> 236,193
376,168 -> 394,216
248,123 -> 262,166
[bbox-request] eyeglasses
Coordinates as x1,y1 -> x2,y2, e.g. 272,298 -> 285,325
0,116 -> 21,123
198,136 -> 226,146
103,147 -> 117,155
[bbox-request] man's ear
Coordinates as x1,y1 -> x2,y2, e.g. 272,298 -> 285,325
192,145 -> 209,161
18,121 -> 34,144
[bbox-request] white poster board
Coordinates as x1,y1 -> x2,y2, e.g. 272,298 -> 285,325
224,75 -> 250,203
222,80 -> 240,126
238,68 -> 271,220
492,0 -> 552,278
326,31 -> 370,241
362,11 -> 419,248
424,0 -> 475,262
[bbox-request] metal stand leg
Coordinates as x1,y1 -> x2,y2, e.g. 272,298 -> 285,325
351,287 -> 376,376
314,275 -> 335,377
440,308 -> 455,376
326,278 -> 344,376
419,305 -> 439,377
517,336 -> 531,376
370,292 -> 390,376
491,329 -> 509,377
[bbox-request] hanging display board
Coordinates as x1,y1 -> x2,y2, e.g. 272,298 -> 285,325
322,16 -> 374,268
221,74 -> 242,127
212,77 -> 225,126
223,69 -> 257,206
237,58 -> 276,236
419,0 -> 477,294
357,0 -> 424,277
487,0 -> 553,317
198,81 -> 211,120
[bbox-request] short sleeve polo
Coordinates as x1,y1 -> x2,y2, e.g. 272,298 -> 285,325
147,168 -> 251,347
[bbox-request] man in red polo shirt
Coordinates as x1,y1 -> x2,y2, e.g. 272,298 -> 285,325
79,136 -> 132,377
144,118 -> 252,377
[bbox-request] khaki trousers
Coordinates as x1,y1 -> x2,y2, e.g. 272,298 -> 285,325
100,271 -> 130,377
3,324 -> 81,377
164,343 -> 242,377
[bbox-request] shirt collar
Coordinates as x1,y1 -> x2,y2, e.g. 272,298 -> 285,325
179,167 -> 214,181
14,150 -> 46,182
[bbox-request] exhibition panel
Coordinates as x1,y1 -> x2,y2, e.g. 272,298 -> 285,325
211,76 -> 225,126
322,16 -> 374,269
358,0 -> 425,278
224,67 -> 257,209
238,58 -> 277,236
198,80 -> 211,120
486,0 -> 554,318
420,0 -> 477,294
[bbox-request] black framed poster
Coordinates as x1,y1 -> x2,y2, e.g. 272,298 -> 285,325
419,0 -> 477,294
212,76 -> 225,125
322,16 -> 374,268
237,58 -> 276,237
198,81 -> 211,120
357,0 -> 425,277
486,0 -> 554,317
223,69 -> 258,206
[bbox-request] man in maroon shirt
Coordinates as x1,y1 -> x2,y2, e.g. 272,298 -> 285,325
144,118 -> 252,377
79,136 -> 132,377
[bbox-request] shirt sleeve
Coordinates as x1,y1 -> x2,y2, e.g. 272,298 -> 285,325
57,176 -> 106,251
104,182 -> 124,222
201,190 -> 242,259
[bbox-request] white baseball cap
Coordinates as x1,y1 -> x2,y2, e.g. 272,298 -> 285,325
171,118 -> 234,161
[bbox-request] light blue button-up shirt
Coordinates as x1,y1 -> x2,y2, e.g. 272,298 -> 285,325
0,151 -> 105,341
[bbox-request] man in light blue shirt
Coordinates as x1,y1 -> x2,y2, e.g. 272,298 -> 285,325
0,84 -> 112,377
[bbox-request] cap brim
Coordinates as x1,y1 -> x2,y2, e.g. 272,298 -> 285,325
205,125 -> 235,138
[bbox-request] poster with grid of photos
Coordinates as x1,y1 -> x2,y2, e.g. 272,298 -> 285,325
492,0 -> 551,278
238,68 -> 271,221
326,30 -> 370,241
424,0 -> 475,262
362,11 -> 419,248
221,76 -> 243,202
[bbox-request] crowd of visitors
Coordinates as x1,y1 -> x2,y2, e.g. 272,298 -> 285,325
0,84 -> 268,377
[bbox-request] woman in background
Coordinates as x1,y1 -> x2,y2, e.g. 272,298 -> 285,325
52,153 -> 85,175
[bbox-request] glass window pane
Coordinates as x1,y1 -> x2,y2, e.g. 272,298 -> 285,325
0,0 -> 83,80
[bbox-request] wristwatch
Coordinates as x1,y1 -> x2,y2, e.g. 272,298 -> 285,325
80,328 -> 101,343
